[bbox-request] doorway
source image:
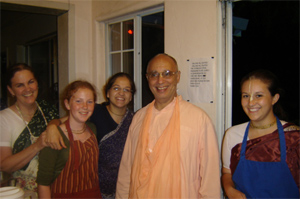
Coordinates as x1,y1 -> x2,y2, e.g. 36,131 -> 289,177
106,9 -> 164,111
231,1 -> 299,126
141,12 -> 164,107
0,2 -> 67,111
27,36 -> 59,108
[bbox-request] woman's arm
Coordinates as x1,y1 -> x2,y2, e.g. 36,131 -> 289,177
45,116 -> 68,150
38,185 -> 51,199
221,167 -> 246,199
0,132 -> 46,173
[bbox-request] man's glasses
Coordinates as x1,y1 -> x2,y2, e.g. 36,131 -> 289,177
146,70 -> 178,80
111,86 -> 132,93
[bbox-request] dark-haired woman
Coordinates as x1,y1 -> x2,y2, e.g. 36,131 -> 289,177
92,72 -> 136,199
0,63 -> 59,197
221,70 -> 299,198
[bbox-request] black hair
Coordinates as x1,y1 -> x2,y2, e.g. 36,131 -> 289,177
104,72 -> 136,101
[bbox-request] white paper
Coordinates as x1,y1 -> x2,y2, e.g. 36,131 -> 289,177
187,58 -> 214,103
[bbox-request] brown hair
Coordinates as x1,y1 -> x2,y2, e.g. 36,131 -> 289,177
62,80 -> 97,102
240,69 -> 287,120
6,63 -> 36,87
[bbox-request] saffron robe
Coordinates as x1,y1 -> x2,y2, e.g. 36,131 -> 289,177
116,96 -> 221,199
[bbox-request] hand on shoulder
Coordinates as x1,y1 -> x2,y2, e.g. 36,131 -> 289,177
45,123 -> 66,150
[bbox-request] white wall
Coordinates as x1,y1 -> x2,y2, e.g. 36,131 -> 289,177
165,1 -> 218,116
92,0 -> 224,143
164,1 -> 224,145
91,0 -> 164,103
1,0 -> 225,143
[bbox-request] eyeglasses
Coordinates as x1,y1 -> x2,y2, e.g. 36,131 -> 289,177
146,70 -> 178,80
111,86 -> 132,93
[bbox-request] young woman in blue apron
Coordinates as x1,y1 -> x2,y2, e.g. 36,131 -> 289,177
221,70 -> 300,199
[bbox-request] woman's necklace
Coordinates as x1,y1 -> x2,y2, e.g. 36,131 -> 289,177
108,106 -> 125,117
250,120 -> 276,129
16,104 -> 36,119
16,101 -> 48,143
65,124 -> 87,134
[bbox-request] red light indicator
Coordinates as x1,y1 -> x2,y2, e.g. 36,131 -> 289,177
128,30 -> 133,35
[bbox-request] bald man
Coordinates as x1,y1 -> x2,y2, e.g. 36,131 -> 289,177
116,53 -> 221,199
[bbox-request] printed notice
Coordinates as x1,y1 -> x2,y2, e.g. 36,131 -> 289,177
187,58 -> 214,103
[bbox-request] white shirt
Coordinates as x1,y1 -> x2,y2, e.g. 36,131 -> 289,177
0,108 -> 25,148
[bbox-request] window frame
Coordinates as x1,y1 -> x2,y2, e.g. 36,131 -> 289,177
105,6 -> 164,111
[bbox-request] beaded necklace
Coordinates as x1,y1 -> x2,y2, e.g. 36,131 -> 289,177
250,120 -> 276,129
16,101 -> 48,144
64,124 -> 87,134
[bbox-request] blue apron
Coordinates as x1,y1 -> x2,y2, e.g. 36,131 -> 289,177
232,117 -> 299,198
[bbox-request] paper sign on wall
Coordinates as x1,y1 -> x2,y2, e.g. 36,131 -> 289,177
187,57 -> 214,103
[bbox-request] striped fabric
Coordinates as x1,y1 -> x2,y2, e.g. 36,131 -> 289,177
51,134 -> 99,195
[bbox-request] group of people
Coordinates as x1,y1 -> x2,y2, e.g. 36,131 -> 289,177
0,53 -> 299,199
0,64 -> 136,198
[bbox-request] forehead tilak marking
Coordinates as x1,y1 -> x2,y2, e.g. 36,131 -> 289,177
248,77 -> 254,101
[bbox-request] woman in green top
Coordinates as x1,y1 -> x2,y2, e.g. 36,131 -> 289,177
37,80 -> 101,199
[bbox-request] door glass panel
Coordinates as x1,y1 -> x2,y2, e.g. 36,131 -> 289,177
107,9 -> 164,111
123,20 -> 134,50
110,23 -> 121,51
123,51 -> 134,76
123,51 -> 134,110
111,53 -> 121,74
142,12 -> 164,107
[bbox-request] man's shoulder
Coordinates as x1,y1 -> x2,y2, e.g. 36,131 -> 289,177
180,99 -> 198,108
132,104 -> 149,120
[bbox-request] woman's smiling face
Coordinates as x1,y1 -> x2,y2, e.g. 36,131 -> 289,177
241,78 -> 279,123
7,69 -> 38,106
65,87 -> 95,124
107,76 -> 132,109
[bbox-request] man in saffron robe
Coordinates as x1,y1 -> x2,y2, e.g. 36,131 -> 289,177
116,53 -> 221,199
